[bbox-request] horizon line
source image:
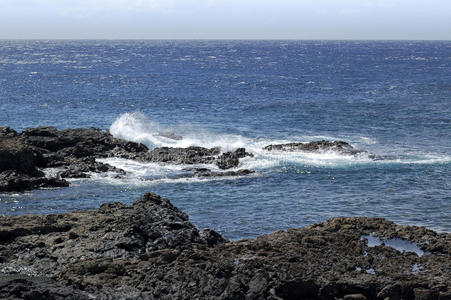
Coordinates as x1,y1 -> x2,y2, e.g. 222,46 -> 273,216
1,38 -> 451,42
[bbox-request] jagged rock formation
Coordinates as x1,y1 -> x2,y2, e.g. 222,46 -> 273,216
0,193 -> 449,299
0,137 -> 68,192
216,148 -> 253,170
0,126 -> 254,192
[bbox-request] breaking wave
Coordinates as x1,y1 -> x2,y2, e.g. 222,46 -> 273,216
104,112 -> 451,185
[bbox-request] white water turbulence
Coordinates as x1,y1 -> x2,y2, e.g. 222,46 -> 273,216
109,112 -> 249,151
94,157 -> 237,186
110,112 -> 377,167
107,112 -> 451,184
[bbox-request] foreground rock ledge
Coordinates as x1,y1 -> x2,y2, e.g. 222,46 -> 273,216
0,193 -> 450,300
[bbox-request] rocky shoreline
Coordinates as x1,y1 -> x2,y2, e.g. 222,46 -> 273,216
0,192 -> 449,299
1,125 -> 372,192
2,126 -> 449,299
0,126 -> 256,192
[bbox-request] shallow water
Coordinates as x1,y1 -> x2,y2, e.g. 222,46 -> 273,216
0,40 -> 450,240
361,235 -> 426,257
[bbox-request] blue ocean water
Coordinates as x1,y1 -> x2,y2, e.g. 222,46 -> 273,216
0,40 -> 450,240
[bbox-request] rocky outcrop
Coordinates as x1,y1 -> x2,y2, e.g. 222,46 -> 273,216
18,126 -> 149,167
0,275 -> 87,300
216,148 -> 254,170
1,126 -> 378,192
0,137 -> 43,177
0,192 -> 449,299
140,146 -> 220,164
0,136 -> 68,192
263,140 -> 368,156
0,126 -> 255,192
0,193 -> 227,274
0,170 -> 69,192
0,127 -> 17,138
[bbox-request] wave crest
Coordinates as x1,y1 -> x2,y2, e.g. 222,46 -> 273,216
109,112 -> 450,174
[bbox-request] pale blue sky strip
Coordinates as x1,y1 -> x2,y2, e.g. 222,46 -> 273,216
1,0 -> 450,39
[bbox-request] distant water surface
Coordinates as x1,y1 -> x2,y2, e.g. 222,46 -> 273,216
0,40 -> 450,239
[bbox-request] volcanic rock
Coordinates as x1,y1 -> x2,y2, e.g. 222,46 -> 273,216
0,126 -> 18,138
4,126 -> 378,192
18,126 -> 149,162
1,126 -> 255,191
0,170 -> 69,192
216,148 -> 253,170
138,146 -> 220,165
191,168 -> 255,177
0,193 -> 449,299
0,275 -> 88,300
0,137 -> 68,192
0,127 -> 147,191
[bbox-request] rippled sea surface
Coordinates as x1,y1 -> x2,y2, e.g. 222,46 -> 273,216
0,40 -> 450,239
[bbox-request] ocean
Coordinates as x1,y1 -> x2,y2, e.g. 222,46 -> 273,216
0,40 -> 450,240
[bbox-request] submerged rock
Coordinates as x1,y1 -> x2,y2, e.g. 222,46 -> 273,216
191,168 -> 255,177
57,157 -> 126,179
0,193 -> 449,299
263,140 -> 368,156
154,131 -> 183,140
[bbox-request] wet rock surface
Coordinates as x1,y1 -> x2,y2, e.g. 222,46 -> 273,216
263,140 -> 369,156
0,126 -> 257,192
0,192 -> 449,299
216,148 -> 254,170
0,170 -> 69,192
0,126 -> 378,192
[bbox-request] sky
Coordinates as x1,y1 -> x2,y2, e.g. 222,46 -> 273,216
1,0 -> 450,40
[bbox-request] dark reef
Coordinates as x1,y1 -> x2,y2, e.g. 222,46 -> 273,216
2,126 -> 448,299
0,126 -> 372,193
0,126 -> 255,192
0,192 -> 450,299
263,140 -> 369,156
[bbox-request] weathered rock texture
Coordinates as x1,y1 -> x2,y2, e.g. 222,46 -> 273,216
0,193 -> 449,299
0,137 -> 68,192
0,126 -> 255,192
1,126 -> 379,192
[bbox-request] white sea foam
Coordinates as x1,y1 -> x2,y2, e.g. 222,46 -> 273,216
377,155 -> 451,165
109,112 -> 250,151
97,157 -> 219,176
91,157 -> 254,186
106,112 -> 450,183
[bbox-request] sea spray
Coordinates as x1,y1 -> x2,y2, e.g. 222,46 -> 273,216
109,112 -> 450,179
109,112 -> 250,151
